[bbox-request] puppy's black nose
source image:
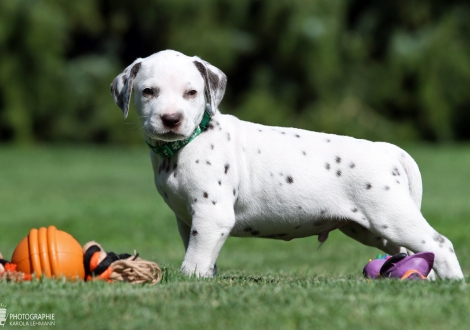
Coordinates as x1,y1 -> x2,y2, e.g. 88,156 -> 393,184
161,113 -> 182,128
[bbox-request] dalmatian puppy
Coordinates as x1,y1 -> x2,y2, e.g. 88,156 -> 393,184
111,50 -> 464,280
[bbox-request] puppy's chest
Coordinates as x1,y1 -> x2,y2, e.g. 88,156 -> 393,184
154,157 -> 190,214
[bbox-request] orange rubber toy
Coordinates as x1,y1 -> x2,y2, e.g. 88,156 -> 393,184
11,226 -> 85,280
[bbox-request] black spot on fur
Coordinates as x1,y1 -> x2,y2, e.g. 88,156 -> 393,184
194,198 -> 198,203
211,144 -> 214,150
281,131 -> 286,134
326,139 -> 331,143
258,129 -> 263,132
320,209 -> 327,215
224,164 -> 230,174
433,233 -> 445,244
212,200 -> 217,205
258,149 -> 261,154
203,192 -> 209,198
352,208 -> 358,213
192,230 -> 198,236
325,163 -> 330,170
206,161 -> 211,166
336,170 -> 342,177
382,225 -> 389,229
302,151 -> 307,156
233,188 -> 236,196
392,167 -> 401,176
295,134 -> 300,138
286,176 -> 294,184
218,180 -> 222,185
396,180 -> 400,184
384,186 -> 390,190
422,240 -> 426,244
335,156 -> 341,163
349,163 -> 355,169
227,133 -> 231,141
366,183 -> 372,189
221,233 -> 224,236
450,247 -> 455,253
196,160 -> 200,164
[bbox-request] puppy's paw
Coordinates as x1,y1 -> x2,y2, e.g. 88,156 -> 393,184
181,262 -> 214,278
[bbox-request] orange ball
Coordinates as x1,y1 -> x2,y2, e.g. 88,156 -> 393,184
11,226 -> 85,280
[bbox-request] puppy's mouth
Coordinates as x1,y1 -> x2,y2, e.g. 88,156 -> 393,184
145,127 -> 187,142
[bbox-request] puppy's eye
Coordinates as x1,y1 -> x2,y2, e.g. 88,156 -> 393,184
187,90 -> 197,96
143,88 -> 154,97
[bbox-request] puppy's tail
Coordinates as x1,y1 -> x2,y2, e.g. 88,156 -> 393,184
398,149 -> 423,210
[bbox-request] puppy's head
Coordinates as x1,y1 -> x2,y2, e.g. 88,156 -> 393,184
111,50 -> 227,142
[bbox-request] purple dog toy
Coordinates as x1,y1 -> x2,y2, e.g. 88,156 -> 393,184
363,252 -> 435,280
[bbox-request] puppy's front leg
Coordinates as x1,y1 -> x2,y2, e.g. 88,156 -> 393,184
181,206 -> 234,277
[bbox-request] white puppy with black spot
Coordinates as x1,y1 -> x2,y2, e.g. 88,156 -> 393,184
111,50 -> 464,280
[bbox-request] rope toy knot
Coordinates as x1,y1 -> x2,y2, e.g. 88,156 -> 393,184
83,242 -> 162,285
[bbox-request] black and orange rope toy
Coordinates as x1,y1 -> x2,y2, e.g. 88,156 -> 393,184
83,242 -> 162,285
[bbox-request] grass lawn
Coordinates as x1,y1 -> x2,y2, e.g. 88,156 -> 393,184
0,144 -> 469,329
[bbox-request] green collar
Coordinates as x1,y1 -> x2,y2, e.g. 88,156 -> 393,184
145,110 -> 211,158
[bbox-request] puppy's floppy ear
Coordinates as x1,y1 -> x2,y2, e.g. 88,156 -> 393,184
110,59 -> 142,119
192,57 -> 227,116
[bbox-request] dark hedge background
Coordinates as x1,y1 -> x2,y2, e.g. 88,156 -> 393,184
1,0 -> 470,145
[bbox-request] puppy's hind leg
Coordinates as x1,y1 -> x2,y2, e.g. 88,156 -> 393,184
340,222 -> 438,280
360,199 -> 463,280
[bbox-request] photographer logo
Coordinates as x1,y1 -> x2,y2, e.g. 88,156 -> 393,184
0,304 -> 55,327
